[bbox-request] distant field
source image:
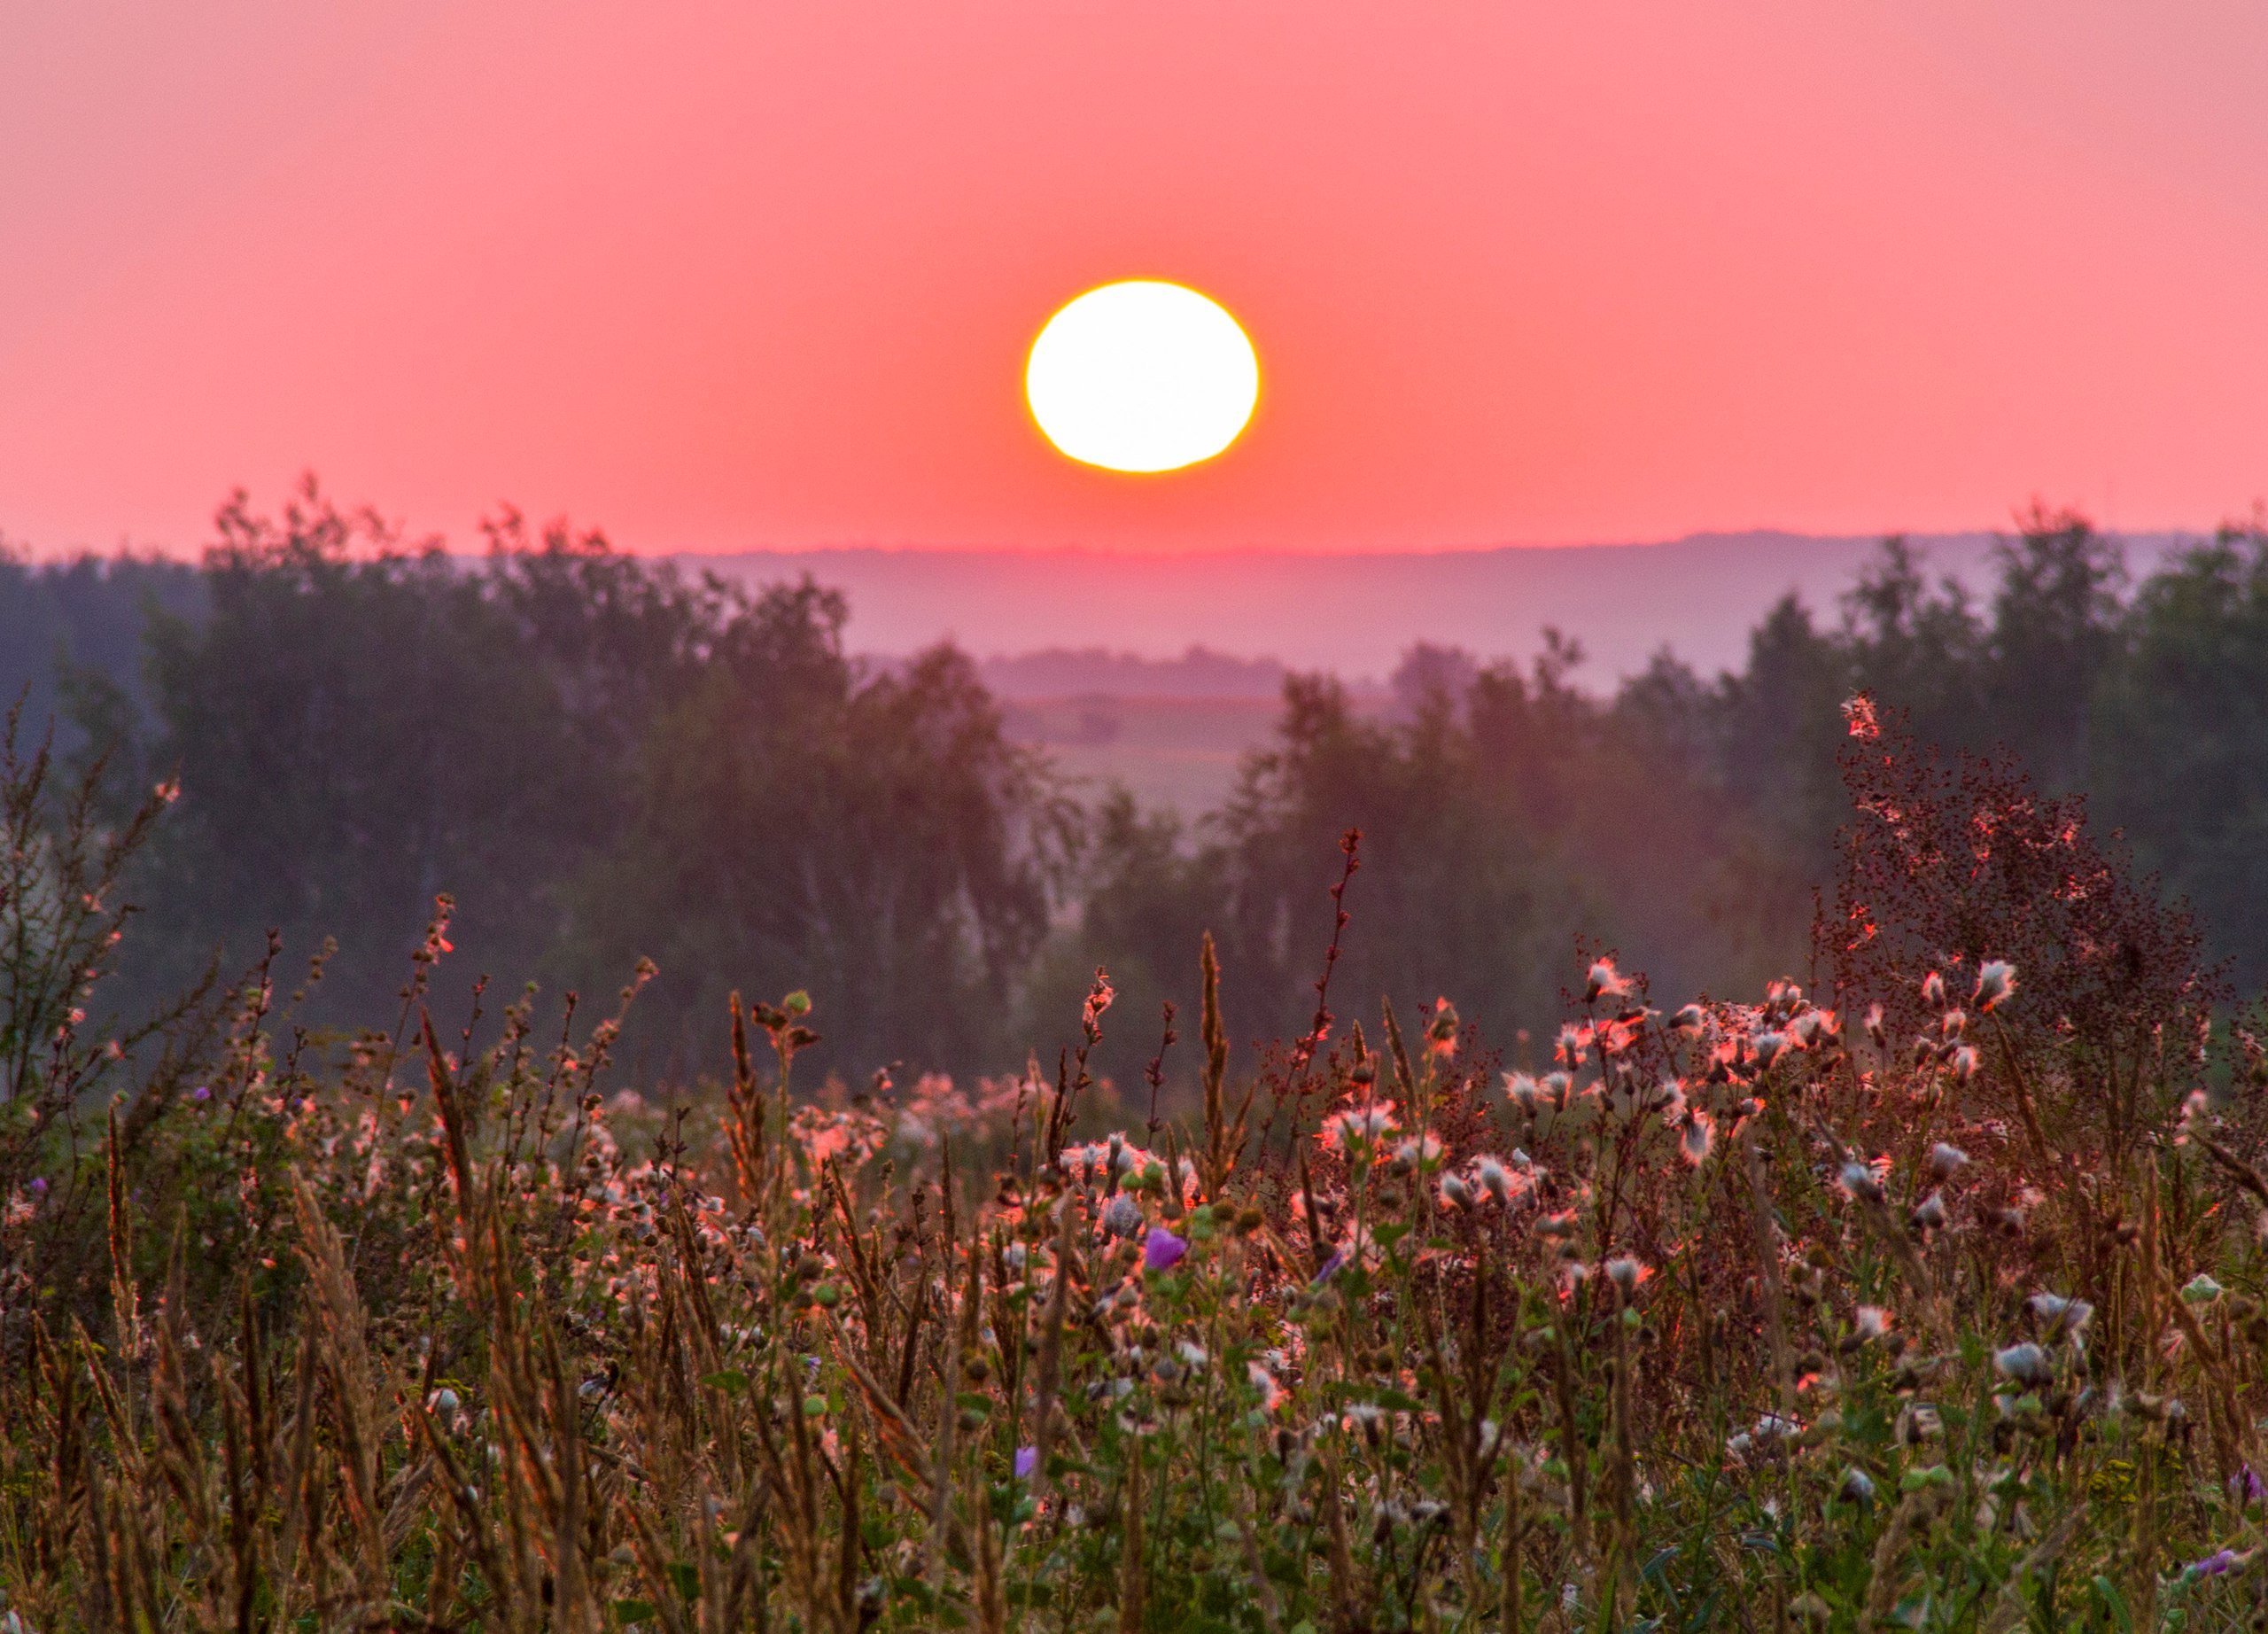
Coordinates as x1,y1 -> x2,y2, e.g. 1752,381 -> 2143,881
1001,693 -> 1287,818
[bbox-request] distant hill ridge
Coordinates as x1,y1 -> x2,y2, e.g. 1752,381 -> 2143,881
694,528 -> 2192,690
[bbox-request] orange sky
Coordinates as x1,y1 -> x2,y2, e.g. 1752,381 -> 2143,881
4,3 -> 2264,555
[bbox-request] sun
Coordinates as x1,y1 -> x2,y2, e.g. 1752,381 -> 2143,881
1025,280 -> 1260,473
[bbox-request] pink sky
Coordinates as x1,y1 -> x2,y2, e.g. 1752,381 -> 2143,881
4,3 -> 2264,556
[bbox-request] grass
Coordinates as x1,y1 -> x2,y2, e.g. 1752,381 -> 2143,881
2,706 -> 2267,1632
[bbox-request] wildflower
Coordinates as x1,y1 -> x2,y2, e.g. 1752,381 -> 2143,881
1101,1194 -> 1145,1240
1947,1045 -> 1980,1082
1319,1100 -> 1400,1156
1014,1445 -> 1038,1480
1993,1342 -> 2053,1386
1674,1107 -> 1715,1166
1752,1031 -> 1789,1070
1842,693 -> 1879,739
1439,1172 -> 1476,1211
1928,1141 -> 1969,1178
1143,1228 -> 1187,1273
1921,970 -> 1947,1008
2187,1547 -> 2248,1579
2180,1272 -> 2225,1304
1838,1467 -> 1876,1503
1751,1412 -> 1799,1447
1838,1161 -> 1885,1204
1861,1002 -> 1886,1049
1973,960 -> 2016,1012
1534,1210 -> 1579,1240
1472,1155 -> 1518,1205
2027,1292 -> 2094,1334
1586,958 -> 1632,1004
1908,1191 -> 1946,1232
2232,1466 -> 2267,1506
1853,1305 -> 1893,1341
1425,998 -> 1460,1055
1082,970 -> 1115,1034
1312,1248 -> 1348,1284
1669,1003 -> 1705,1037
1897,1402 -> 1943,1443
1391,1133 -> 1445,1172
1602,1256 -> 1650,1295
1938,1008 -> 1966,1039
1503,1071 -> 1542,1114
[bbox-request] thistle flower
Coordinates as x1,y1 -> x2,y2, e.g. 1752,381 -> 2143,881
1472,1155 -> 1518,1205
1928,1142 -> 1969,1179
1392,1133 -> 1445,1172
1602,1256 -> 1650,1295
1319,1100 -> 1400,1156
1838,1161 -> 1885,1204
1503,1071 -> 1542,1114
2028,1291 -> 2094,1334
1752,1031 -> 1788,1070
1669,1003 -> 1705,1037
1586,958 -> 1632,1004
1674,1108 -> 1715,1166
1863,1003 -> 1886,1047
1993,1342 -> 2053,1386
1014,1445 -> 1038,1480
1143,1227 -> 1187,1273
1439,1172 -> 1475,1211
1839,1467 -> 1876,1503
1921,970 -> 1947,1008
1948,1045 -> 1980,1082
1908,1190 -> 1947,1232
1101,1194 -> 1145,1240
1973,960 -> 2016,1012
1751,1412 -> 1799,1447
1853,1305 -> 1893,1341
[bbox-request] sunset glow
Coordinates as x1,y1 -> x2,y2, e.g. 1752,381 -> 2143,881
1025,282 -> 1259,473
3,4 -> 2265,551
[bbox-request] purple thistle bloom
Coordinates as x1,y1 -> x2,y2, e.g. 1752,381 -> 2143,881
1014,1445 -> 1037,1481
2235,1466 -> 2267,1506
1312,1249 -> 1348,1285
28,1178 -> 48,1196
2191,1548 -> 2240,1578
191,1085 -> 212,1102
1142,1227 -> 1187,1272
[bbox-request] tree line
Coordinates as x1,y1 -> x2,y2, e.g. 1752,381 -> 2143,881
7,485 -> 2264,1088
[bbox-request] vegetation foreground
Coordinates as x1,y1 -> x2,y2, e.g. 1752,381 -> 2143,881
4,702 -> 2268,1632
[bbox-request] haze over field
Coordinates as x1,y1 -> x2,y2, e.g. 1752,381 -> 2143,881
703,528 -> 2192,684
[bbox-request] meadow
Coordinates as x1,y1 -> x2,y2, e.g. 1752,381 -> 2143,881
3,681 -> 2266,1633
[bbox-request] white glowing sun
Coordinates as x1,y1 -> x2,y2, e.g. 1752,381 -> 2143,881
1025,280 -> 1260,472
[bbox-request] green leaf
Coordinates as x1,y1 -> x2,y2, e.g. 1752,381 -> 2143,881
2091,1575 -> 2133,1634
613,1599 -> 656,1625
701,1369 -> 750,1396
